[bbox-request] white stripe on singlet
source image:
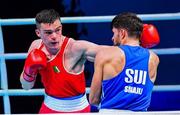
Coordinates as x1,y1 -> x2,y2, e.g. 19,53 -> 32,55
99,109 -> 132,113
44,94 -> 89,112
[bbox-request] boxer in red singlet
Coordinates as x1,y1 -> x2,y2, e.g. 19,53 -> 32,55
20,9 -> 102,113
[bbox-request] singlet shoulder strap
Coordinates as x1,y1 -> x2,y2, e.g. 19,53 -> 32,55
38,40 -> 44,50
59,37 -> 69,54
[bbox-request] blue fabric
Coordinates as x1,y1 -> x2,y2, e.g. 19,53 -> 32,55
90,105 -> 99,112
50,94 -> 84,100
100,45 -> 153,111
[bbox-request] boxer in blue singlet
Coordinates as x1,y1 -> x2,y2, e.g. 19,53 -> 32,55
89,12 -> 160,112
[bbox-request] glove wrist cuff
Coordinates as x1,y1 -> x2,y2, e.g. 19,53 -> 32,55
23,71 -> 36,82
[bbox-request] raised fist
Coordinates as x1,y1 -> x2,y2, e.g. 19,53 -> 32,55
140,24 -> 160,48
23,49 -> 47,82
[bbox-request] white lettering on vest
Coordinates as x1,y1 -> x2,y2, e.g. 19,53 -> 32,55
124,69 -> 147,95
124,86 -> 143,95
125,69 -> 147,85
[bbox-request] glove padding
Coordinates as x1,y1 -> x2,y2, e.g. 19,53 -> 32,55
23,49 -> 47,82
140,24 -> 160,48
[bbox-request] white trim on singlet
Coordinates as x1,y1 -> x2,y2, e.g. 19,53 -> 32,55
44,93 -> 89,112
37,39 -> 43,49
62,38 -> 84,75
38,37 -> 84,75
37,37 -> 62,62
99,109 -> 132,113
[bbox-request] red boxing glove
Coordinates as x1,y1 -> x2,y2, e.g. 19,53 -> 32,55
23,49 -> 47,82
140,24 -> 160,48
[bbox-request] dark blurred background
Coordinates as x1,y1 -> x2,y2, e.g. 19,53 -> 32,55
0,0 -> 180,113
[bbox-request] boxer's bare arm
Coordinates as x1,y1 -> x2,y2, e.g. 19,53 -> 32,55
20,39 -> 42,90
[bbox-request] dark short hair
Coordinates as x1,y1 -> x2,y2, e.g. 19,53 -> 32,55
35,9 -> 60,28
112,12 -> 143,38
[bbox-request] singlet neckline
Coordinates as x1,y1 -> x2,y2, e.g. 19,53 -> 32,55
38,37 -> 69,62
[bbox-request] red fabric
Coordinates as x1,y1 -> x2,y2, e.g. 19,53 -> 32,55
39,102 -> 90,113
39,37 -> 86,98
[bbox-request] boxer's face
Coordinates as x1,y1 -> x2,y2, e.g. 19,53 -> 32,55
112,27 -> 124,46
36,19 -> 63,51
